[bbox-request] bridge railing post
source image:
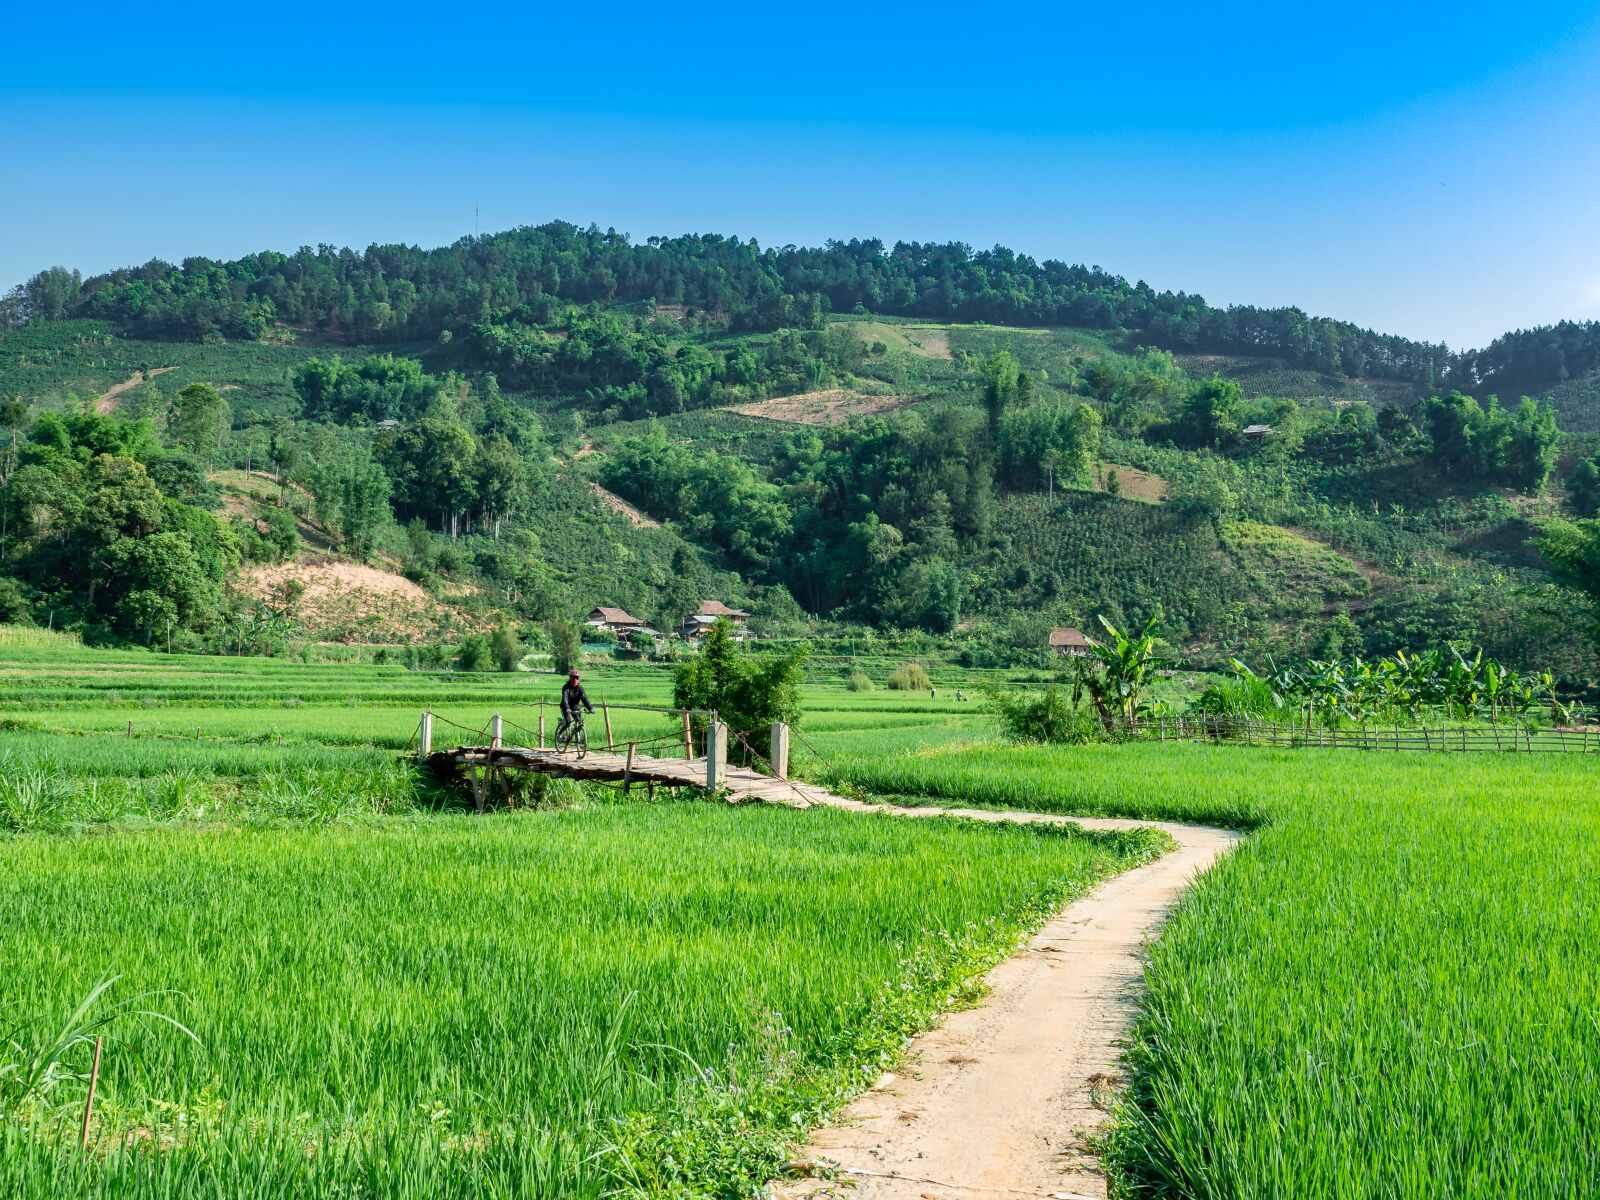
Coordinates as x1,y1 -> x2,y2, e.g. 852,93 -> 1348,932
705,720 -> 727,791
419,711 -> 433,760
770,721 -> 790,780
491,713 -> 503,750
681,710 -> 693,760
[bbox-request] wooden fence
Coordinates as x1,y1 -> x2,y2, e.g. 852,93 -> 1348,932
1141,713 -> 1600,754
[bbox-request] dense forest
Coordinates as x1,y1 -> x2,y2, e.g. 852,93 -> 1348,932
7,220 -> 1600,395
4,220 -> 1600,681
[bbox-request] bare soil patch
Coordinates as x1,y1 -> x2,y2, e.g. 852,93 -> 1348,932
236,559 -> 469,643
1098,463 -> 1170,502
731,390 -> 923,426
96,367 -> 175,414
908,327 -> 952,360
587,481 -> 661,528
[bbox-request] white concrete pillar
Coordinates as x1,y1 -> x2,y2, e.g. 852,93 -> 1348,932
770,722 -> 790,779
490,713 -> 503,750
705,720 -> 728,791
419,711 -> 433,759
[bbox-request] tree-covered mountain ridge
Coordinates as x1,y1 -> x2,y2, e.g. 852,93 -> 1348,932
5,219 -> 1598,397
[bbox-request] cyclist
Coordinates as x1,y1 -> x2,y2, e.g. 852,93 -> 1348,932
556,670 -> 594,746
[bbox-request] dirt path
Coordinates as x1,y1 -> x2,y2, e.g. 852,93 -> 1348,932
771,795 -> 1238,1200
96,366 -> 175,414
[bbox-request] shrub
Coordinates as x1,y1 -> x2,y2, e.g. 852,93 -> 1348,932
490,624 -> 523,672
886,662 -> 931,691
455,634 -> 493,672
846,669 -> 875,692
989,684 -> 1103,744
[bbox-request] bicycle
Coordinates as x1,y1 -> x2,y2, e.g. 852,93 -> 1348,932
555,710 -> 589,759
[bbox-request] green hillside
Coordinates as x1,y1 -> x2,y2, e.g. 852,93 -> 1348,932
4,224 -> 1600,684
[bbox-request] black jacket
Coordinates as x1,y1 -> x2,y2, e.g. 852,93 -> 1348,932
561,680 -> 593,715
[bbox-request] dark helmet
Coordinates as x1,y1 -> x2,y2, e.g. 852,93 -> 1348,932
568,671 -> 581,681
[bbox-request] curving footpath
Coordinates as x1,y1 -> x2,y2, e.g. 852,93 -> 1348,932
759,788 -> 1239,1200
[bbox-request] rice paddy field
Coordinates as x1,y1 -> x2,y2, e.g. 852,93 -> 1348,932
840,744 -> 1600,1198
4,636 -> 1599,1197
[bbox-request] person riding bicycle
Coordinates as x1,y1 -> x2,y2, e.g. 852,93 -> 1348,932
556,670 -> 594,744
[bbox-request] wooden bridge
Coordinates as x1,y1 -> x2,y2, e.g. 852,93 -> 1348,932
415,707 -> 833,812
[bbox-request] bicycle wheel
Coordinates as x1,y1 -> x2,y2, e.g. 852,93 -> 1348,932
574,721 -> 588,760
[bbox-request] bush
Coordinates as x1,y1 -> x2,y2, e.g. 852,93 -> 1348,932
989,684 -> 1103,744
886,662 -> 931,691
846,669 -> 875,692
455,634 -> 493,672
490,624 -> 523,672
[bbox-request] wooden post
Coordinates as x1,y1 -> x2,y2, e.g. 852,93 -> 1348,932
491,713 -> 503,750
538,704 -> 545,749
770,722 -> 790,780
126,720 -> 132,737
705,721 -> 727,791
470,763 -> 484,814
603,702 -> 614,751
682,710 -> 693,759
80,1035 -> 102,1150
419,711 -> 433,759
624,742 -> 636,793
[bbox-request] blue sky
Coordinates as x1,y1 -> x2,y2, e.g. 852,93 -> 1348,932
4,1 -> 1600,348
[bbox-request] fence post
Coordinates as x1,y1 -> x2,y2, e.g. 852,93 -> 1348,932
624,742 -> 636,793
491,713 -> 503,750
419,711 -> 433,760
538,707 -> 545,749
705,721 -> 727,791
682,710 -> 694,759
603,702 -> 615,752
770,722 -> 790,780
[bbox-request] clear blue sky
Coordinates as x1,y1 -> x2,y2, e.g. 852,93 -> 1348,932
4,1 -> 1600,348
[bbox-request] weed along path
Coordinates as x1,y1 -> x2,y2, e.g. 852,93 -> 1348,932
769,795 -> 1239,1200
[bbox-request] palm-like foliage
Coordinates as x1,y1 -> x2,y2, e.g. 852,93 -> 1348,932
1220,648 -> 1587,726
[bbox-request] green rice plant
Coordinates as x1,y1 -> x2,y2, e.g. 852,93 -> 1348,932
2,975 -> 201,1117
0,807 -> 1155,1197
826,739 -> 1600,1198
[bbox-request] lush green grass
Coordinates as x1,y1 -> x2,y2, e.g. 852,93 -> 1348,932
0,804 -> 1159,1198
830,740 -> 1600,1198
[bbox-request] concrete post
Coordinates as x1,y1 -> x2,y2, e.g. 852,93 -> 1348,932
419,711 -> 433,759
770,721 -> 790,780
490,713 -> 503,750
705,720 -> 728,791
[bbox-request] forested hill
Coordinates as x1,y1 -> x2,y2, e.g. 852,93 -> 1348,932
6,219 -> 1598,396
6,220 -> 1600,686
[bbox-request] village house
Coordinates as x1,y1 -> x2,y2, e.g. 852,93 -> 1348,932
1242,423 -> 1275,441
1048,626 -> 1094,657
681,600 -> 752,642
585,606 -> 657,644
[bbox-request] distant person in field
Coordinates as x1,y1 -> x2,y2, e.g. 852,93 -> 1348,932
557,670 -> 593,742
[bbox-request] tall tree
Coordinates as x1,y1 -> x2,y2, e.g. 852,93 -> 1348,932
167,383 -> 231,468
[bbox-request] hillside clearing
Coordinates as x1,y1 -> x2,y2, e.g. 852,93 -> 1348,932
1097,462 -> 1169,501
236,559 -> 472,643
729,389 -> 923,425
836,321 -> 955,360
95,365 -> 175,413
587,479 -> 661,527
